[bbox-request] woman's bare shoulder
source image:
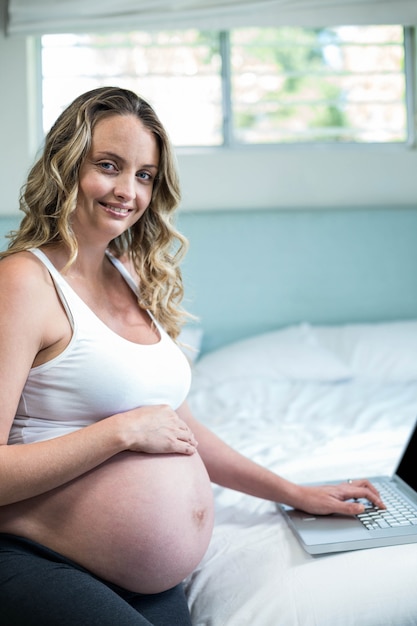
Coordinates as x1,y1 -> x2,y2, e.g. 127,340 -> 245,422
0,251 -> 53,298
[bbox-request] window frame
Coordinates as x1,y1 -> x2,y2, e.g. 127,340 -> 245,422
404,26 -> 417,148
35,26 -> 417,152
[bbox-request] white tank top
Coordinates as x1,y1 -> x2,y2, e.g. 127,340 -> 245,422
9,249 -> 191,444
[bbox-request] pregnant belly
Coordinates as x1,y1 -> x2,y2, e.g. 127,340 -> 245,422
0,451 -> 215,594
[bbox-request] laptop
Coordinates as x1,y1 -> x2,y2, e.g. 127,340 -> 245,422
277,420 -> 417,555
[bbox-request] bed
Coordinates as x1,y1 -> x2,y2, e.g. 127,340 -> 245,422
183,320 -> 417,626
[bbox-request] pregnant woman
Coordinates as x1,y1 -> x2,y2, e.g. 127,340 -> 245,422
0,87 -> 383,625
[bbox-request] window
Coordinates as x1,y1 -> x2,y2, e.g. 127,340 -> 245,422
40,25 -> 412,147
41,31 -> 223,147
230,26 -> 407,144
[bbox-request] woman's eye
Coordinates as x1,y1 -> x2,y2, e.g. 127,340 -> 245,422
137,171 -> 153,182
98,161 -> 116,172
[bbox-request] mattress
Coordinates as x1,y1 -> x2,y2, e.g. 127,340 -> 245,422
184,321 -> 417,625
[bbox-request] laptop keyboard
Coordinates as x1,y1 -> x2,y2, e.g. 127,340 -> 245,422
356,481 -> 417,530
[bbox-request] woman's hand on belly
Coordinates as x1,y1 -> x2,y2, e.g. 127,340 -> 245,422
0,404 -> 197,508
113,404 -> 198,455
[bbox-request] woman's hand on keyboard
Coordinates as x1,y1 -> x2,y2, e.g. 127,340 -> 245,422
294,479 -> 385,516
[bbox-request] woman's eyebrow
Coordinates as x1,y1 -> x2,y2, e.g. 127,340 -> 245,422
95,150 -> 123,161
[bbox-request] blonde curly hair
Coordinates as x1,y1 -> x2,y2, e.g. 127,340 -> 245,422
2,86 -> 190,339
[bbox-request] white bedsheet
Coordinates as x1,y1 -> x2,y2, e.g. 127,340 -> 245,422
184,322 -> 417,625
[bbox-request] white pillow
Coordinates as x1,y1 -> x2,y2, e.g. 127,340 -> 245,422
193,323 -> 352,383
313,320 -> 417,381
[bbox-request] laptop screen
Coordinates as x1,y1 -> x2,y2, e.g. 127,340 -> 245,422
395,422 -> 417,491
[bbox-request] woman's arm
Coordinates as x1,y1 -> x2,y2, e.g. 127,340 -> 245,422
177,401 -> 385,515
0,254 -> 197,506
0,404 -> 198,506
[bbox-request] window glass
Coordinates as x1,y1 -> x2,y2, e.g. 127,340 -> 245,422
230,25 -> 406,143
41,25 -> 407,147
41,31 -> 222,146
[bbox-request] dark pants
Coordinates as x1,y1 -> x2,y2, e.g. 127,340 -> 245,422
0,534 -> 192,625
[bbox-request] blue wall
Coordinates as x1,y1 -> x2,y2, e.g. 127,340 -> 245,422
0,216 -> 19,246
2,207 -> 417,354
178,207 -> 417,352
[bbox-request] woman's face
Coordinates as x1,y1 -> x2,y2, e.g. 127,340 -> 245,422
73,114 -> 160,243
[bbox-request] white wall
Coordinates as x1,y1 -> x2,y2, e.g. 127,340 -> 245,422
0,0 -> 34,214
1,0 -> 417,216
177,143 -> 417,211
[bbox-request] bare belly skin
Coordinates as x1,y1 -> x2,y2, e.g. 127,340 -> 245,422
0,451 -> 215,593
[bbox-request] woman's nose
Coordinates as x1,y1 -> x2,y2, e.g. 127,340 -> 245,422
114,173 -> 135,201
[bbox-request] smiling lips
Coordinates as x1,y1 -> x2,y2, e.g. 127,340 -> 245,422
101,202 -> 133,216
